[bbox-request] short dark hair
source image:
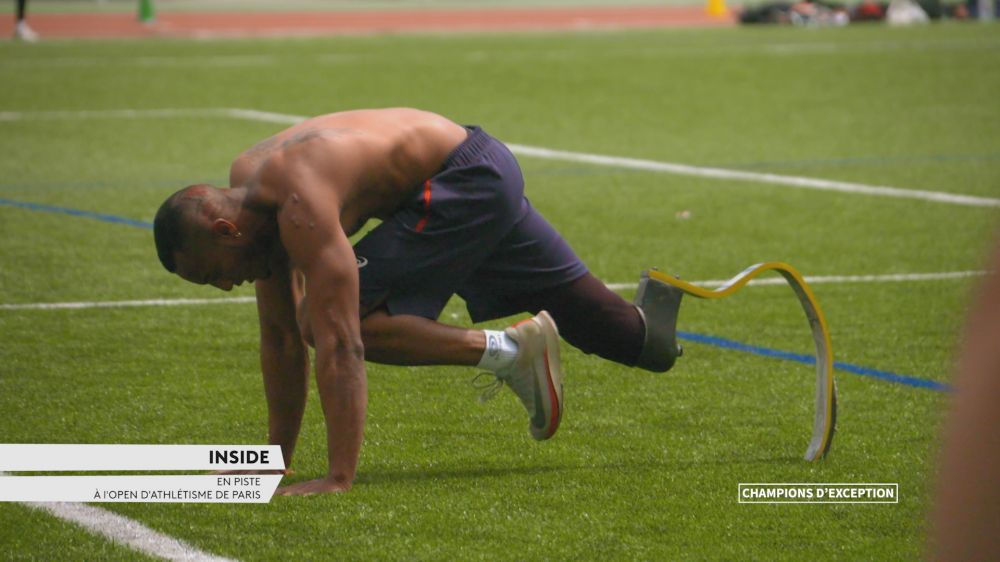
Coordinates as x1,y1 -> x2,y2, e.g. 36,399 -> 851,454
153,185 -> 210,273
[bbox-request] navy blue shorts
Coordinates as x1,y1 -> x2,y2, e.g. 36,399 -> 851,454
354,126 -> 589,323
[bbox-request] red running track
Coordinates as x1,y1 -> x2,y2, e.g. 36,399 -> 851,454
2,6 -> 733,40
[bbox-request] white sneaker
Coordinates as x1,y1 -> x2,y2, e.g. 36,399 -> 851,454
488,311 -> 564,441
14,22 -> 39,42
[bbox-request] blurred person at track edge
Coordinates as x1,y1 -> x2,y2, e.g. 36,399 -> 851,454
931,235 -> 1000,560
152,108 -> 684,496
13,0 -> 38,41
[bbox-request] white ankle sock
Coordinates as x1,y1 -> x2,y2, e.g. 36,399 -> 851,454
476,330 -> 519,372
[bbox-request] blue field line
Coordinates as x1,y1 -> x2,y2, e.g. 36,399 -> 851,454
679,331 -> 952,392
1,196 -> 953,393
0,198 -> 153,229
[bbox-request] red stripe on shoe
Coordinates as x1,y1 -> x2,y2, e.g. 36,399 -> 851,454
414,179 -> 432,233
512,318 -> 534,328
543,353 -> 561,437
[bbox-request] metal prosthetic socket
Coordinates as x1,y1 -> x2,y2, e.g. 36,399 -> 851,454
633,270 -> 684,373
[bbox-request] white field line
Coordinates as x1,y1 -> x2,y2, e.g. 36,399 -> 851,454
0,55 -> 281,68
0,271 -> 985,311
1,36 -> 991,62
0,108 -> 307,124
0,108 -> 306,124
221,108 -> 307,125
1,107 -> 997,209
0,108 -> 230,122
27,502 -> 237,562
2,38 -> 995,69
506,143 -> 1000,209
0,473 -> 236,562
0,297 -> 256,311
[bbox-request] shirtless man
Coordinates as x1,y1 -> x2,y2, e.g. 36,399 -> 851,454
153,108 -> 682,496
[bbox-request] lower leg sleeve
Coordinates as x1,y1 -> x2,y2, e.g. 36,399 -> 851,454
510,273 -> 644,366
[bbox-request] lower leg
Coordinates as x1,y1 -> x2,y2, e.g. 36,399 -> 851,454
17,0 -> 26,21
360,308 -> 485,366
509,273 -> 644,367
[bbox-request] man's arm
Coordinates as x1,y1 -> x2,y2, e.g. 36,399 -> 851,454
272,167 -> 367,496
255,264 -> 310,473
231,156 -> 310,474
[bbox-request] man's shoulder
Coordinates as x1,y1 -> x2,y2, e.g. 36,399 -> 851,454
254,149 -> 346,216
229,154 -> 258,188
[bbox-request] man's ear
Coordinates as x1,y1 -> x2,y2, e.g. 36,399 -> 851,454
210,218 -> 241,239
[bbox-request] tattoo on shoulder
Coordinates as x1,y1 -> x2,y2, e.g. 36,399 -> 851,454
244,136 -> 280,158
280,128 -> 354,149
245,128 -> 354,158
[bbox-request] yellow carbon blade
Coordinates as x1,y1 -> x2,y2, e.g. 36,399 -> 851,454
648,262 -> 836,461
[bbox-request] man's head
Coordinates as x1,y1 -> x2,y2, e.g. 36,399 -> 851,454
154,184 -> 273,291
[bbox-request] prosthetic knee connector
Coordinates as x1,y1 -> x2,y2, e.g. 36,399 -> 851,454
633,270 -> 684,372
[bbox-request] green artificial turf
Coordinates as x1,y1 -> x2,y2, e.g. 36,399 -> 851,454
1,24 -> 998,561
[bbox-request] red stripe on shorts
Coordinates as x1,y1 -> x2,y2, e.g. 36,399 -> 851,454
414,179 -> 432,233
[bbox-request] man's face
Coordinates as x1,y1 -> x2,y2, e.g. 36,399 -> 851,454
172,235 -> 272,291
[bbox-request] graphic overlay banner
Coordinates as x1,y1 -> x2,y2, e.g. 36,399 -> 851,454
0,475 -> 282,503
738,483 -> 898,504
0,444 -> 284,471
0,444 -> 286,503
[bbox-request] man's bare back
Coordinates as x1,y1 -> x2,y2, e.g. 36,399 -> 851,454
229,108 -> 469,236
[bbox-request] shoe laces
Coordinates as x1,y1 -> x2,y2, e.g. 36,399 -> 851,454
472,372 -> 505,403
